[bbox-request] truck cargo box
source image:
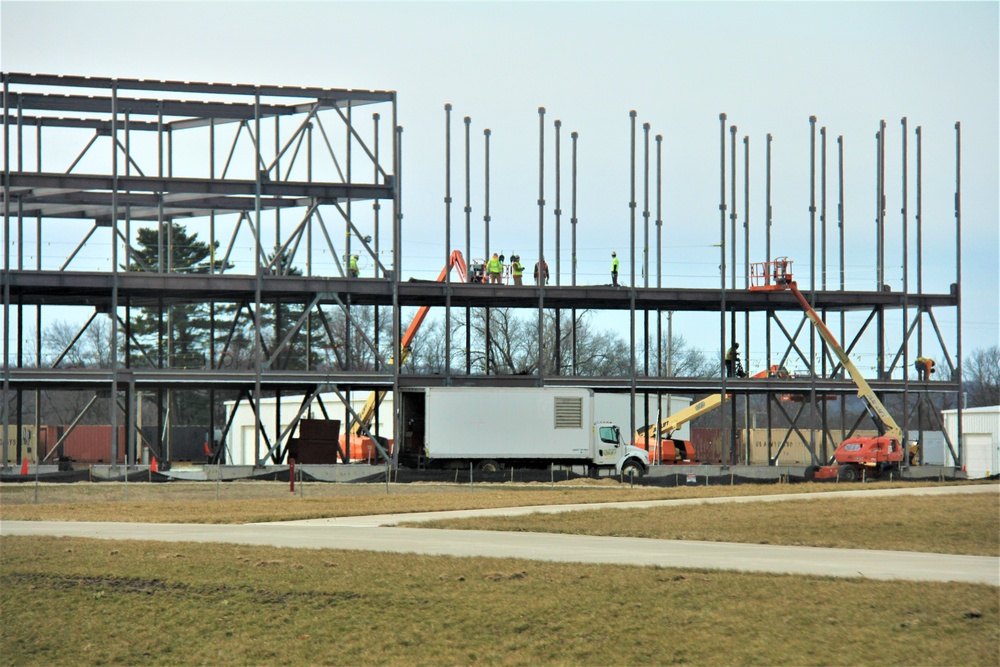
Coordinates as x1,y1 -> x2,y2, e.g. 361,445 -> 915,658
402,387 -> 600,463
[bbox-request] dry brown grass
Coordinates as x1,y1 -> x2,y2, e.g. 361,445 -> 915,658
411,491 -> 1000,556
2,536 -> 997,666
0,479 -> 980,524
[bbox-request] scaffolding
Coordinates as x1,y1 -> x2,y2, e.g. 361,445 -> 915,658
1,73 -> 964,472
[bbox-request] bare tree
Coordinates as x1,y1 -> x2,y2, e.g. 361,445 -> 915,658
41,317 -> 114,368
964,345 -> 1000,407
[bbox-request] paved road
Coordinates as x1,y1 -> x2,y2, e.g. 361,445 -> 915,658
3,484 -> 997,586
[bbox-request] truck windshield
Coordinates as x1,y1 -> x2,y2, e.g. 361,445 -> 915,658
598,426 -> 619,445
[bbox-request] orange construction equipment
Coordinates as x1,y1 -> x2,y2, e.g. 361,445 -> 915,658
750,258 -> 904,482
635,365 -> 788,464
338,250 -> 473,462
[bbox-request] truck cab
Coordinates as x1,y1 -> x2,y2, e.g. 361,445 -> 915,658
593,421 -> 649,478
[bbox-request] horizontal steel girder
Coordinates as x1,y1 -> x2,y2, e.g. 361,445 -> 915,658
3,72 -> 394,103
3,271 -> 958,313
3,367 -> 959,395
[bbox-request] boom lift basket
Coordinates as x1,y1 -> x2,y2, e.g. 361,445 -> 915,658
750,257 -> 793,292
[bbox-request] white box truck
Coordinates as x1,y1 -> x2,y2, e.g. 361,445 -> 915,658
399,387 -> 649,478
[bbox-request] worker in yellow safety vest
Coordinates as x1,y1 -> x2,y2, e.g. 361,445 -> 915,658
914,356 -> 935,381
487,253 -> 503,284
348,254 -> 359,278
611,251 -> 620,287
511,255 -> 524,285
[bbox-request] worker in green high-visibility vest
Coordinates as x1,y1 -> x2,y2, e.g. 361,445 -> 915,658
487,252 -> 503,284
611,251 -> 619,287
348,254 -> 360,278
511,255 -> 524,285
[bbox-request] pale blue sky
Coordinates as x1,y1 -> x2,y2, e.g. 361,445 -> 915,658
2,1 -> 997,367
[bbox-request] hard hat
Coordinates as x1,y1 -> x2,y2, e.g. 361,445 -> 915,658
612,251 -> 616,256
493,253 -> 498,257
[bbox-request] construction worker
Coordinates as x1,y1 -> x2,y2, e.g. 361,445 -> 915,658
487,253 -> 503,284
348,254 -> 360,278
725,343 -> 740,377
611,251 -> 619,287
915,356 -> 935,381
533,259 -> 549,285
510,255 -> 524,286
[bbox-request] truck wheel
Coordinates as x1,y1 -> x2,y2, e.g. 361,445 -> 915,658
477,459 -> 501,473
804,465 -> 818,481
839,465 -> 859,482
621,460 -> 644,481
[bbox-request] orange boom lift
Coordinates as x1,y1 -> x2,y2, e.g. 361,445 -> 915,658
750,258 -> 904,481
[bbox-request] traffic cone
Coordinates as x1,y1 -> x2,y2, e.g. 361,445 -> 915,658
20,458 -> 29,475
150,456 -> 158,473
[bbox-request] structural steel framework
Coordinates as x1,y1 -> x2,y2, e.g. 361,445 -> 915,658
1,73 -> 964,471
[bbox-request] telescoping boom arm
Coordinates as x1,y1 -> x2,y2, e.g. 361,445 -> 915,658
635,366 -> 784,440
786,281 -> 902,443
350,250 -> 469,436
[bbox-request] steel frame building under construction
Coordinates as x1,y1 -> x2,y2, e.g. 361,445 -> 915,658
1,73 -> 967,475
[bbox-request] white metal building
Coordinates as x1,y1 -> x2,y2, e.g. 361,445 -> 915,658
224,391 -> 689,466
942,405 -> 1000,478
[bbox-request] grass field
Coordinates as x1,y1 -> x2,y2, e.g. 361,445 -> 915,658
406,491 -> 1000,556
1,479 -> 989,525
2,536 -> 997,666
2,481 -> 998,665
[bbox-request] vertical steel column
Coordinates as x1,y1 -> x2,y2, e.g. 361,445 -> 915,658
915,126 -> 923,455
373,113 -> 380,279
2,74 -> 9,468
155,133 -> 164,474
34,117 -> 41,466
819,125 -> 828,460
901,117 -> 909,456
656,133 -> 663,435
554,120 -> 562,286
628,111 -> 637,439
765,132 -> 773,464
838,135 -> 847,442
877,120 -> 886,378
110,81 -> 121,466
954,122 -> 963,468
537,107 -> 546,379
443,104 -> 452,379
916,127 -> 923,349
655,134 -> 663,377
554,120 -> 562,373
483,128 -> 492,374
807,116 -> 818,463
391,119 -> 403,469
124,109 -> 134,463
571,131 -> 578,375
742,134 -> 750,463
14,96 -> 22,464
252,87 -> 263,466
464,115 -> 471,374
371,112 -> 379,435
718,113 -> 728,465
728,123 -> 737,463
345,105 -> 353,375
642,122 -> 650,425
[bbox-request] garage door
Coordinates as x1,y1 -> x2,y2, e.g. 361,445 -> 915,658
964,433 -> 997,479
